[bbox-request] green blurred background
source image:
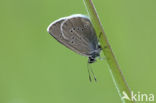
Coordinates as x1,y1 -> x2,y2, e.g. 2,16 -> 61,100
0,0 -> 156,103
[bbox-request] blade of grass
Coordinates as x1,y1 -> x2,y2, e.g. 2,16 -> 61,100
83,0 -> 134,103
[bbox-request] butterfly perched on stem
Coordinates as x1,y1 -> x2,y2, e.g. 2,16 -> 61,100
47,14 -> 102,81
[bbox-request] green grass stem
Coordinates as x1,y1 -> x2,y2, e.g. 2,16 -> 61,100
83,0 -> 134,103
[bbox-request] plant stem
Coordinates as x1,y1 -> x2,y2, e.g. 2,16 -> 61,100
83,0 -> 134,103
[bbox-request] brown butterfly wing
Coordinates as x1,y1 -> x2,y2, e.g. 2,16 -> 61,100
61,16 -> 99,56
47,17 -> 94,56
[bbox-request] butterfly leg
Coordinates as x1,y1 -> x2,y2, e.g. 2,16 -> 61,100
97,32 -> 103,51
97,32 -> 102,42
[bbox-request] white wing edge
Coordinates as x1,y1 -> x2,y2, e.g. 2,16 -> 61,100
47,17 -> 66,33
60,14 -> 90,40
47,14 -> 89,33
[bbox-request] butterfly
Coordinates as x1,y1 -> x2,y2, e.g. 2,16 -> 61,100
47,14 -> 102,81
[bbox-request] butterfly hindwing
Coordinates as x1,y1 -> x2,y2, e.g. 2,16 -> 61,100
61,15 -> 99,56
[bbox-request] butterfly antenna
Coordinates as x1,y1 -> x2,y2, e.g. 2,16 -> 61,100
87,62 -> 92,82
90,65 -> 97,82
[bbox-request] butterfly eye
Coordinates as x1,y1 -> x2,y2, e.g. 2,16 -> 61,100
81,28 -> 84,31
73,27 -> 75,30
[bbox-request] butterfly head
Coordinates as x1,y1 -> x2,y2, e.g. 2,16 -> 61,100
88,45 -> 102,63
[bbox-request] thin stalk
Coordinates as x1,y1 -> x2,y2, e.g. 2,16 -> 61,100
83,0 -> 134,103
